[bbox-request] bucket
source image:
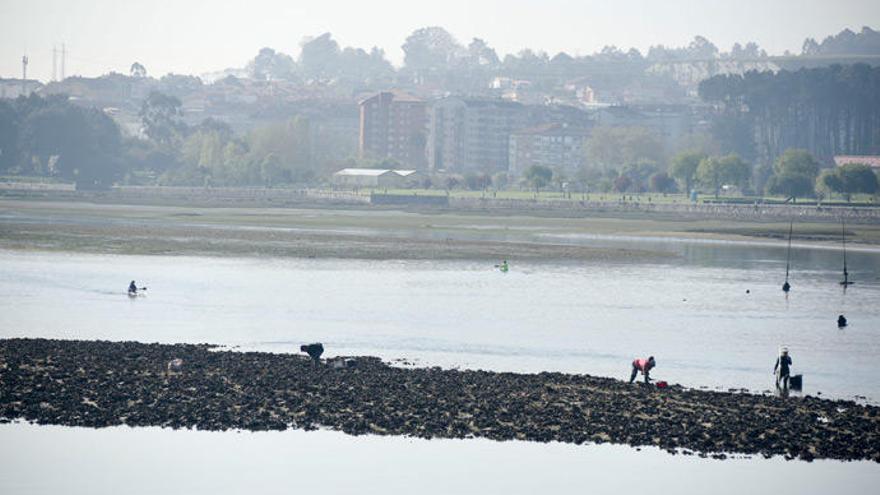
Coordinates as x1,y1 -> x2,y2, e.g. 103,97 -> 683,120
789,374 -> 803,391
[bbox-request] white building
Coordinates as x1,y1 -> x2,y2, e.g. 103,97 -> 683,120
332,168 -> 414,188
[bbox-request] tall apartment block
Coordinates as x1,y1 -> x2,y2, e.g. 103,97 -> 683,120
358,90 -> 427,169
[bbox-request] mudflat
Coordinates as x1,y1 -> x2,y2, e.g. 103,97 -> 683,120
2,338 -> 878,462
2,199 -> 879,261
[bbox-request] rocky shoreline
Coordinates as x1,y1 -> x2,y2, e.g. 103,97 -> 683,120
1,338 -> 878,462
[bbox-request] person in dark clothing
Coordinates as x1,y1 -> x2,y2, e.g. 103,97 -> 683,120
128,280 -> 138,295
301,343 -> 324,364
774,349 -> 793,389
838,314 -> 848,328
629,356 -> 656,384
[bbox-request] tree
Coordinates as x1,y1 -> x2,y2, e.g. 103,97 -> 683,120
338,46 -> 394,82
20,99 -> 122,188
670,150 -> 706,193
248,47 -> 297,81
766,149 -> 820,199
139,91 -> 186,147
819,163 -> 879,201
613,175 -> 632,192
300,33 -> 340,79
402,27 -> 463,74
699,64 -> 880,165
649,172 -> 677,193
586,126 -> 665,170
492,172 -> 509,190
773,149 -> 820,178
0,99 -> 19,172
697,154 -> 750,198
767,173 -> 816,199
130,62 -> 147,78
523,165 -> 553,193
620,160 -> 658,192
467,38 -> 499,67
464,172 -> 491,191
247,117 -> 312,184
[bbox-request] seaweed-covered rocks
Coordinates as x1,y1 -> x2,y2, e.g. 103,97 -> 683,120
1,338 -> 879,462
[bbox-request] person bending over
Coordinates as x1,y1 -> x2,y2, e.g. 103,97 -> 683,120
630,356 -> 656,384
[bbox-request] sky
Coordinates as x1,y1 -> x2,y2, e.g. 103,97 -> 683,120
1,0 -> 879,82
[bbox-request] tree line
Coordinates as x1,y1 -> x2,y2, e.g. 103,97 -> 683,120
699,64 -> 880,165
0,93 -> 326,188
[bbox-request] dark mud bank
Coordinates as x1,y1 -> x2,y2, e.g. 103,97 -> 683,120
2,339 -> 878,462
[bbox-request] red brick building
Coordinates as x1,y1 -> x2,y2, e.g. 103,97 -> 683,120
359,90 -> 427,169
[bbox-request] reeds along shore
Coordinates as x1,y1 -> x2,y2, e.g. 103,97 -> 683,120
1,338 -> 879,463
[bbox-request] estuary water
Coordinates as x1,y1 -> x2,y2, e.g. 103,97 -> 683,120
1,238 -> 878,402
1,237 -> 879,493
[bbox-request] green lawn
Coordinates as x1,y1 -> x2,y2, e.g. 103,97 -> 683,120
362,188 -> 879,205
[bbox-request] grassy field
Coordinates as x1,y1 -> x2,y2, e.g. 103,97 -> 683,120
353,187 -> 879,206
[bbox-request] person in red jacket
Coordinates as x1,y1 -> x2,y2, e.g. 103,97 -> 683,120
629,356 -> 656,384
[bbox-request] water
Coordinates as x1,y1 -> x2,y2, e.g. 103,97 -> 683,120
1,423 -> 877,495
1,241 -> 878,402
1,240 -> 879,492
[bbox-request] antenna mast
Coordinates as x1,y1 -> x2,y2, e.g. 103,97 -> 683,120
21,55 -> 28,95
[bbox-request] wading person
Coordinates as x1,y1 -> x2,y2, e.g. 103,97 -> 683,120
629,356 -> 656,384
128,280 -> 138,295
774,348 -> 793,389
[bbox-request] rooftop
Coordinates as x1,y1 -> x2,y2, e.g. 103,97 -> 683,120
834,155 -> 880,168
359,89 -> 423,105
333,168 -> 396,176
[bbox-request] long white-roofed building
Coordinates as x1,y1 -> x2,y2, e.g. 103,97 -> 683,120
331,168 -> 408,188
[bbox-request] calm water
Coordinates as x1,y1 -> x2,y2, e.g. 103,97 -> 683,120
1,240 -> 878,401
1,240 -> 879,493
1,423 -> 878,495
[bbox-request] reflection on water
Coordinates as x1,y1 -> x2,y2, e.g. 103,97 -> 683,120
0,237 -> 878,403
1,423 -> 877,495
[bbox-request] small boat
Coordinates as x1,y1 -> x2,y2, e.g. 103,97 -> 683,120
840,220 -> 854,287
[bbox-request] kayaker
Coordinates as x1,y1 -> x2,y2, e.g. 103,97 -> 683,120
629,356 -> 656,384
128,280 -> 138,295
774,348 -> 793,389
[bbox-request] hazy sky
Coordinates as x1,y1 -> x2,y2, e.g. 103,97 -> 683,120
2,0 -> 879,81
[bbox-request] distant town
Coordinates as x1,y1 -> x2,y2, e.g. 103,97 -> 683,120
1,26 -> 879,201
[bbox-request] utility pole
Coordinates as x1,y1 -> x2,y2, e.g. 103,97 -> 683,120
52,45 -> 57,81
61,43 -> 66,81
21,55 -> 28,95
